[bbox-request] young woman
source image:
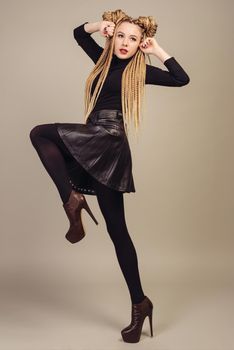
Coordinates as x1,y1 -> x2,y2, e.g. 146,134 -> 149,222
30,9 -> 190,343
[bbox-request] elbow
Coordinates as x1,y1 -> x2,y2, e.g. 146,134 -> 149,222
73,27 -> 78,41
178,74 -> 190,86
73,27 -> 82,43
184,74 -> 190,85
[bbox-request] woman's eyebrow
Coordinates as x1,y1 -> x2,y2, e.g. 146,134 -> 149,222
117,31 -> 138,38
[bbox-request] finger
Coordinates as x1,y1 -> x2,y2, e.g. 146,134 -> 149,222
142,39 -> 151,47
106,28 -> 114,36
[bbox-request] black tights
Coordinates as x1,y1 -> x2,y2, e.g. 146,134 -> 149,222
29,124 -> 146,304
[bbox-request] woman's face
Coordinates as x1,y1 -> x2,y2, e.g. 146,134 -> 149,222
113,21 -> 143,59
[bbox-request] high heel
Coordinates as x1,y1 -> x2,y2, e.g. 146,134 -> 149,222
63,189 -> 98,244
121,296 -> 154,343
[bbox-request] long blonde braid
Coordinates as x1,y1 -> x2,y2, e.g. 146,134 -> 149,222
83,9 -> 158,138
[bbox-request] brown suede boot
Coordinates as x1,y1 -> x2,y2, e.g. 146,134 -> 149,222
63,189 -> 98,244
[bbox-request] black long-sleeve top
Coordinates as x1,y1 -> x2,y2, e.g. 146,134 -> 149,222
73,22 -> 190,112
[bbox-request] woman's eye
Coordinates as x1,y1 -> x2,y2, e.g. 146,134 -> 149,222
118,34 -> 136,41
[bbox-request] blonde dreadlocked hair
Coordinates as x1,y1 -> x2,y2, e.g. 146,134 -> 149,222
83,9 -> 158,137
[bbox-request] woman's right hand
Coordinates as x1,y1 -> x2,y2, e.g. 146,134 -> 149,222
99,21 -> 116,38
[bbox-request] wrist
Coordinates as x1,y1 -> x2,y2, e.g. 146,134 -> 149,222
84,21 -> 101,34
152,46 -> 172,63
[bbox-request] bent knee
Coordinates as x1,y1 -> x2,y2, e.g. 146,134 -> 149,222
29,125 -> 42,143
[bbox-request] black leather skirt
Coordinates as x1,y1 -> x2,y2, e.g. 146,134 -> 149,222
54,109 -> 136,196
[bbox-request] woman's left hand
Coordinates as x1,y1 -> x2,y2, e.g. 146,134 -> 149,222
139,37 -> 160,55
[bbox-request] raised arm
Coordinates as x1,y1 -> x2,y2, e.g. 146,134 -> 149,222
73,21 -> 104,64
145,56 -> 190,86
140,37 -> 190,86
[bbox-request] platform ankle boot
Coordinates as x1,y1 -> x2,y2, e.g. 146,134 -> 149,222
63,189 -> 98,244
121,296 -> 154,343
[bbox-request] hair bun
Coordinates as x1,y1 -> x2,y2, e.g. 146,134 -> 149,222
134,16 -> 158,37
102,10 -> 158,37
102,9 -> 130,24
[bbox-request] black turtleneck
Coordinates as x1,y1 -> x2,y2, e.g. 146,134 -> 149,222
73,22 -> 190,112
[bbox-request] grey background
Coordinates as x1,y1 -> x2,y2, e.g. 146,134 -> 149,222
1,0 -> 233,349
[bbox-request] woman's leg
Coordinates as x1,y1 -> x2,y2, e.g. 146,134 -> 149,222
92,177 -> 146,304
30,124 -> 145,302
29,124 -> 74,204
